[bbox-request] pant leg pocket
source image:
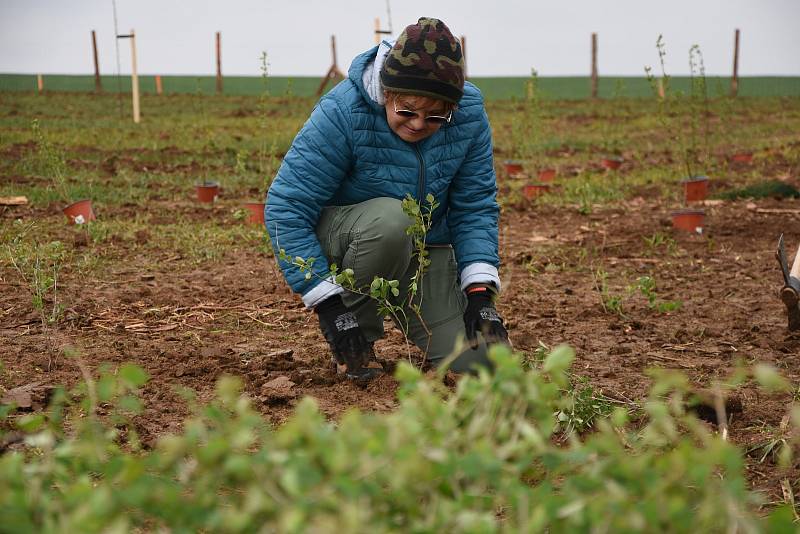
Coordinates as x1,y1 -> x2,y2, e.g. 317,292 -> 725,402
316,206 -> 348,264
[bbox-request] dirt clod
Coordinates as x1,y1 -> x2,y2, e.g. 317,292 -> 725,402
261,376 -> 297,404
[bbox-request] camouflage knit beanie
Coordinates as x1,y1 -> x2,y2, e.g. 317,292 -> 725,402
380,17 -> 465,104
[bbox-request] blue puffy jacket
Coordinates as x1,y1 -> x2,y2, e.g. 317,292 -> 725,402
265,45 -> 500,304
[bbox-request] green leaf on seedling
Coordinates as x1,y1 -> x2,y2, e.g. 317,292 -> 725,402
97,375 -> 115,402
753,364 -> 790,392
611,406 -> 629,427
119,395 -> 143,414
543,345 -> 574,373
120,364 -> 148,388
17,414 -> 46,432
777,441 -> 793,469
657,301 -> 682,313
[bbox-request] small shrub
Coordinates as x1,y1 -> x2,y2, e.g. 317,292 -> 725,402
0,345 -> 794,532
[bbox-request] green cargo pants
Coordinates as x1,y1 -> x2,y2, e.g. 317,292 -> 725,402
315,197 -> 491,373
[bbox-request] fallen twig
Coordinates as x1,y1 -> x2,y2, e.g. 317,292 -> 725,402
648,353 -> 696,368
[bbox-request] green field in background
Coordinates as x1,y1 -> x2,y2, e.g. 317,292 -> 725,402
2,73 -> 799,100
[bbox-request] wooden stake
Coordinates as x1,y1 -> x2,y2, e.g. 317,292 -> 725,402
374,17 -> 392,45
216,31 -> 223,94
130,29 -> 140,123
460,35 -> 467,80
92,30 -> 102,93
155,75 -> 163,95
37,74 -> 43,94
591,32 -> 598,99
731,28 -> 740,97
315,35 -> 345,97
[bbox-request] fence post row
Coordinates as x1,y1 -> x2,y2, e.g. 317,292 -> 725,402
48,26 -> 753,102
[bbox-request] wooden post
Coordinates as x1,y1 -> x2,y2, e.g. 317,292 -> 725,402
731,28 -> 740,97
155,75 -> 163,95
316,35 -> 345,96
331,34 -> 338,70
591,32 -> 598,99
92,30 -> 102,92
460,35 -> 467,80
374,17 -> 392,45
216,31 -> 223,94
130,29 -> 140,123
37,74 -> 43,94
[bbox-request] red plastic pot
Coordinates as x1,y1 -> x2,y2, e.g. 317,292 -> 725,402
671,209 -> 705,233
601,157 -> 623,170
523,184 -> 551,199
196,182 -> 220,203
243,202 -> 266,225
682,176 -> 709,202
503,160 -> 524,175
730,152 -> 753,164
62,199 -> 96,225
537,168 -> 557,182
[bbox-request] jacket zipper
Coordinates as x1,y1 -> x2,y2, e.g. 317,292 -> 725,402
413,144 -> 426,203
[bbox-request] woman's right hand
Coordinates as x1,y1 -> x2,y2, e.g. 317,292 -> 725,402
314,295 -> 379,380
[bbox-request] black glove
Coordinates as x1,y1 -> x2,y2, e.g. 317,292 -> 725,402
314,294 -> 377,379
463,285 -> 509,350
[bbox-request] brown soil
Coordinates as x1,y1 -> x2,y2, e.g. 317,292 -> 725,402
2,191 -> 800,502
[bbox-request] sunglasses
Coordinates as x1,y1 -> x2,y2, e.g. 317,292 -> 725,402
393,95 -> 453,124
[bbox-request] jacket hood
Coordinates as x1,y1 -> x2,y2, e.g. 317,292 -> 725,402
348,45 -> 387,113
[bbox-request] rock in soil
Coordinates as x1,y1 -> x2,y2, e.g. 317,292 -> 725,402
261,376 -> 296,404
1,387 -> 33,409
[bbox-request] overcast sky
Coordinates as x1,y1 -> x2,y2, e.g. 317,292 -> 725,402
1,0 -> 798,77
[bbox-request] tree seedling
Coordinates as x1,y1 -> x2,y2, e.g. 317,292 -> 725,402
278,194 -> 439,362
594,270 -> 681,317
31,119 -> 70,203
